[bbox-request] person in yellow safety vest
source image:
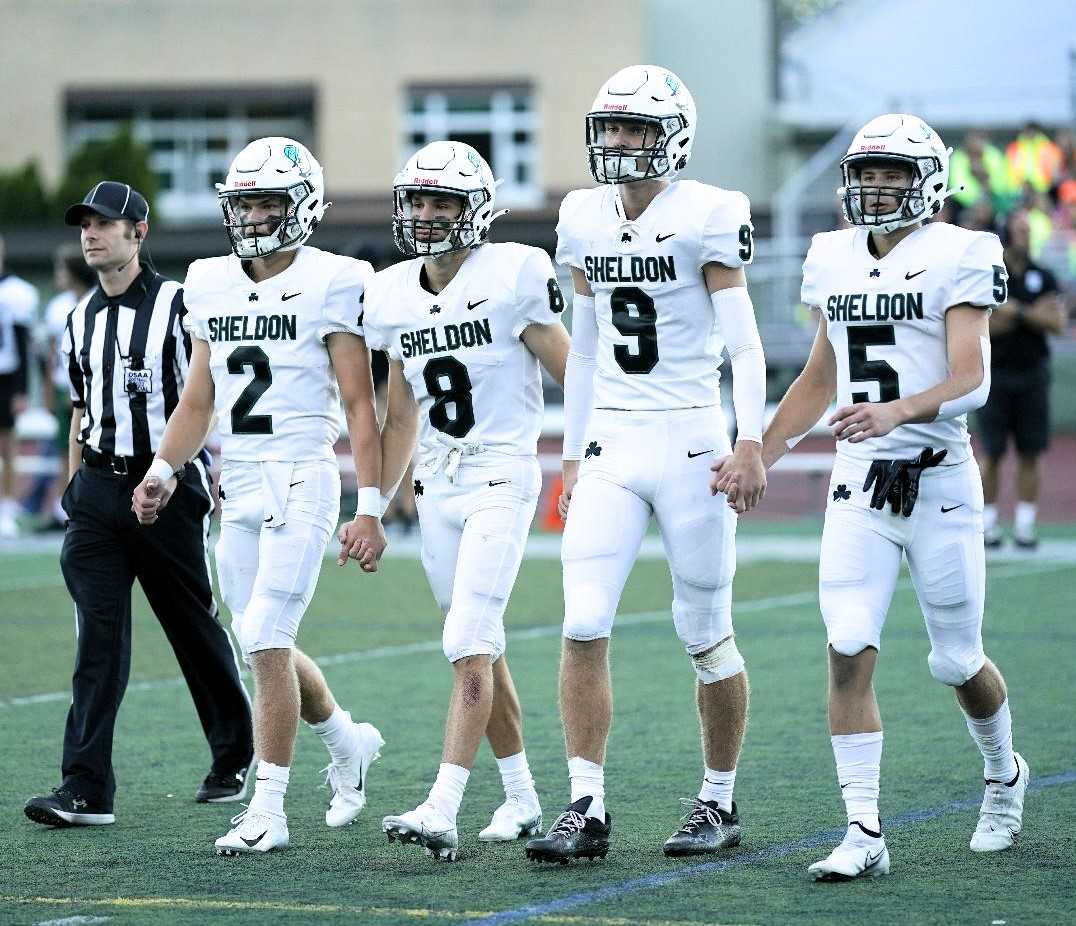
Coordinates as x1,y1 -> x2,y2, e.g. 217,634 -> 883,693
951,132 -> 1017,211
1006,123 -> 1062,194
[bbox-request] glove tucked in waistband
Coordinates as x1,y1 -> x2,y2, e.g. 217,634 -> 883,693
862,447 -> 948,517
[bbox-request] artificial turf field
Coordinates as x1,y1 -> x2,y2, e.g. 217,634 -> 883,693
2,527 -> 1074,926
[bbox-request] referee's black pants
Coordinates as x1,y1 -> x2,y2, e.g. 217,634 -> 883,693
58,460 -> 253,809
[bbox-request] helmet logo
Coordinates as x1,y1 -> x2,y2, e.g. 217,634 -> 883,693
466,150 -> 482,171
665,74 -> 680,95
283,144 -> 301,166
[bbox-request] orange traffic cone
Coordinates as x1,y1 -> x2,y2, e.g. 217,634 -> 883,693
542,474 -> 565,532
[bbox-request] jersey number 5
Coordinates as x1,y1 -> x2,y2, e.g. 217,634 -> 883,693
610,287 -> 659,374
424,356 -> 475,438
227,346 -> 273,434
847,325 -> 900,404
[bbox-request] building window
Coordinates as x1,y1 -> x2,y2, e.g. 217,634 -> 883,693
403,84 -> 540,208
66,88 -> 315,222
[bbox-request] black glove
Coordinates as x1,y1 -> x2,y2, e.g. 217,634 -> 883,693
863,447 -> 947,517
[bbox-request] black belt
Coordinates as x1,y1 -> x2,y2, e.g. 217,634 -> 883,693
82,446 -> 156,477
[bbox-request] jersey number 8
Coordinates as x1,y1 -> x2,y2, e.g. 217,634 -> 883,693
424,356 -> 476,438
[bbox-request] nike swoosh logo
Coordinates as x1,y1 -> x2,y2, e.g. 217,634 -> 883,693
863,848 -> 885,867
905,269 -> 927,280
687,449 -> 713,458
281,292 -> 302,301
468,299 -> 488,311
289,481 -> 304,488
488,479 -> 510,487
656,233 -> 676,243
241,830 -> 269,847
263,515 -> 274,523
941,504 -> 965,513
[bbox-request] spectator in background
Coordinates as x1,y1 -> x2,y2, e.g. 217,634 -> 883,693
951,132 -> 1017,214
0,233 -> 40,538
977,209 -> 1067,549
1039,179 -> 1076,300
24,245 -> 96,530
1006,122 -> 1062,196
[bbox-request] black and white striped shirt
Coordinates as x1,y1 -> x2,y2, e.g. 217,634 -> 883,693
62,265 -> 191,456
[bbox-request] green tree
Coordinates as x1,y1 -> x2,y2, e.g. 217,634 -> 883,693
55,124 -> 158,220
0,160 -> 51,224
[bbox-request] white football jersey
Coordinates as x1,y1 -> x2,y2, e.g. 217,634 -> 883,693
802,223 -> 1005,464
556,180 -> 753,411
362,243 -> 565,463
0,273 -> 39,375
183,246 -> 371,462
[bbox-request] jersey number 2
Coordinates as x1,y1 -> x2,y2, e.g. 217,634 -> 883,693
847,325 -> 900,404
424,356 -> 475,438
227,346 -> 273,434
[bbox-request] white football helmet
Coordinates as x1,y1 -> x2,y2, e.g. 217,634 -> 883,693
586,65 -> 696,184
392,141 -> 507,257
839,114 -> 952,234
216,137 -> 327,258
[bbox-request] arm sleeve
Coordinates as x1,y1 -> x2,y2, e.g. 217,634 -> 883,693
800,235 -> 823,309
951,232 -> 1005,308
561,294 -> 598,460
319,258 -> 373,341
713,287 -> 766,444
62,313 -> 85,408
700,191 -> 753,269
554,192 -> 584,270
512,248 -> 567,338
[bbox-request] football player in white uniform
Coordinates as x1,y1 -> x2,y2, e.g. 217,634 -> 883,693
525,66 -> 767,864
737,114 -> 1027,881
132,138 -> 387,855
365,142 -> 570,862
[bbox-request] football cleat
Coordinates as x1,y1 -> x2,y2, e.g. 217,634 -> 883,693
984,526 -> 1004,549
809,822 -> 890,882
196,766 -> 250,803
24,788 -> 114,827
662,798 -> 742,857
215,808 -> 289,856
478,794 -> 543,842
525,796 -> 611,864
1013,531 -> 1038,551
382,802 -> 459,862
324,722 -> 384,827
971,752 -> 1029,852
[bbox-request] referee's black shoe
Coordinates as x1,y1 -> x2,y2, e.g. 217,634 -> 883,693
24,788 -> 115,827
662,798 -> 742,856
195,766 -> 250,803
525,796 -> 611,863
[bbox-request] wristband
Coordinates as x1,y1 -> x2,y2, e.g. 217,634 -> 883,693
355,486 -> 382,518
147,458 -> 175,482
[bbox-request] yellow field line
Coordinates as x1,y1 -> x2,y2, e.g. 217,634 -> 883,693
1,895 -> 751,926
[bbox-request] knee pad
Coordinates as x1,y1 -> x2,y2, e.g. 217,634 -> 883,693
690,636 -> 745,683
829,638 -> 874,658
562,582 -> 617,642
442,604 -> 504,663
239,586 -> 303,657
927,645 -> 985,687
671,571 -> 733,653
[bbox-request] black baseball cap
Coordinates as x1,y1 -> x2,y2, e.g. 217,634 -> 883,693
65,181 -> 150,226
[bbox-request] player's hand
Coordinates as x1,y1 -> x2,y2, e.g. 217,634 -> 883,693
337,515 -> 387,572
558,460 -> 580,521
713,441 -> 766,513
829,401 -> 906,443
131,474 -> 177,525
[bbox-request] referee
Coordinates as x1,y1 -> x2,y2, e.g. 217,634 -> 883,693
24,181 -> 254,828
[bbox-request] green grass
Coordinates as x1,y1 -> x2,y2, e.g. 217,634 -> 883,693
2,532 -> 1074,926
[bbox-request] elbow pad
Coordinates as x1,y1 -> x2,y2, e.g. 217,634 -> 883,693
563,295 -> 598,460
936,336 -> 991,420
712,288 -> 766,443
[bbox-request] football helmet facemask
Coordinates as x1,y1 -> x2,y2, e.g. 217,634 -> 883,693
586,65 -> 696,184
839,114 -> 952,234
392,141 -> 507,257
217,137 -> 327,259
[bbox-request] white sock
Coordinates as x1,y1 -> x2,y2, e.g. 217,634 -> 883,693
983,503 -> 999,533
248,760 -> 289,817
832,732 -> 882,834
496,750 -> 536,802
568,756 -> 605,820
309,706 -> 355,765
1014,502 -> 1037,537
0,496 -> 15,517
964,699 -> 1018,783
698,767 -> 736,812
427,763 -> 469,823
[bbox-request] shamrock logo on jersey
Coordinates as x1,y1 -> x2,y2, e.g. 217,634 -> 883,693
413,479 -> 424,497
832,484 -> 851,501
585,441 -> 602,460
